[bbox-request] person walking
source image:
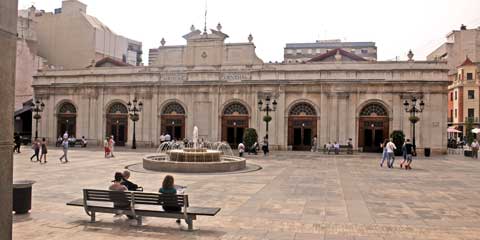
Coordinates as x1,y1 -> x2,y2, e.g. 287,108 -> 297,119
403,139 -> 414,170
39,138 -> 48,164
59,138 -> 69,163
262,137 -> 269,156
30,138 -> 40,162
379,139 -> 388,167
471,139 -> 479,158
386,138 -> 397,168
109,136 -> 115,158
238,142 -> 245,157
14,133 -> 21,153
311,136 -> 318,152
104,137 -> 110,158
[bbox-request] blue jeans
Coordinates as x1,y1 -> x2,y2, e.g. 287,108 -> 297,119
380,149 -> 388,166
387,152 -> 395,167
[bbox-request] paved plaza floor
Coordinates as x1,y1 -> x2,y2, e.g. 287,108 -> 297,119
11,147 -> 480,240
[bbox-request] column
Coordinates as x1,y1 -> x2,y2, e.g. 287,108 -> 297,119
0,0 -> 18,238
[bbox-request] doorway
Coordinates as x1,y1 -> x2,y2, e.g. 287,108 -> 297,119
106,103 -> 128,146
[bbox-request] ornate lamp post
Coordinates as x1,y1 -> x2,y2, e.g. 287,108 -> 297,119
258,96 -> 277,139
127,98 -> 143,149
403,97 -> 425,153
31,99 -> 45,139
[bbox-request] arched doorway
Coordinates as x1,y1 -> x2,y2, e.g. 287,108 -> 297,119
288,102 -> 317,151
161,102 -> 186,141
57,102 -> 77,138
222,102 -> 249,148
358,103 -> 389,152
106,102 -> 128,146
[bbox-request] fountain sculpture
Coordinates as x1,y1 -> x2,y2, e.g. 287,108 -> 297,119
143,126 -> 246,173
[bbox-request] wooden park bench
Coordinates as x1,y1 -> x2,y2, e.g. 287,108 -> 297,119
66,189 -> 221,230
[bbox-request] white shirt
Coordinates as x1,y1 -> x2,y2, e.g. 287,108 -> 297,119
386,142 -> 396,153
165,134 -> 171,141
238,143 -> 245,153
63,132 -> 68,139
160,135 -> 165,141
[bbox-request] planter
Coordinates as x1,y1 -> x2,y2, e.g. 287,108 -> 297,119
424,148 -> 431,157
13,180 -> 36,214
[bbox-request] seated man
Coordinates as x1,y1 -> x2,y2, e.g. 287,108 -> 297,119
121,170 -> 142,191
81,136 -> 88,148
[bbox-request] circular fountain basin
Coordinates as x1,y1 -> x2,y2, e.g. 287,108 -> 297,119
143,154 -> 246,173
168,148 -> 222,162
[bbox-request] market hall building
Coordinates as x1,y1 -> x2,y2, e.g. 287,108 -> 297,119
33,26 -> 449,154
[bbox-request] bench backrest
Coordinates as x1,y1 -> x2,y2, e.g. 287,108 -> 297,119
133,192 -> 189,208
83,189 -> 132,204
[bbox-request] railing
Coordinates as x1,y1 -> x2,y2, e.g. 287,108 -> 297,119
464,117 -> 480,123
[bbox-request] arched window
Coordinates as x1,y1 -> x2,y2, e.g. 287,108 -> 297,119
223,102 -> 249,115
360,103 -> 388,117
289,103 -> 316,116
108,103 -> 128,114
162,102 -> 185,115
58,102 -> 76,114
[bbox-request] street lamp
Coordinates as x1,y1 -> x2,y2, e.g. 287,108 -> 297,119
258,96 -> 277,139
403,97 -> 425,153
127,98 -> 143,149
31,99 -> 45,139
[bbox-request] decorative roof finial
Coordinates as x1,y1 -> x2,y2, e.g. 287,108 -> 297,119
160,38 -> 166,46
203,0 -> 208,34
190,24 -> 195,32
407,49 -> 414,61
248,33 -> 253,43
217,22 -> 222,32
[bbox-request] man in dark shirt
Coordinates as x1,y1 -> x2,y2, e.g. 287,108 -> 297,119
121,170 -> 141,191
404,139 -> 414,170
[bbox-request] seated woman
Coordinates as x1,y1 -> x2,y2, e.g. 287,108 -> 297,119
159,175 -> 182,223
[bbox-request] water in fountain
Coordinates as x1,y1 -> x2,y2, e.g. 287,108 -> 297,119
193,126 -> 198,149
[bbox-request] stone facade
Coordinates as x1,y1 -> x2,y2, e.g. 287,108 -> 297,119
0,0 -> 17,238
427,25 -> 480,74
448,57 -> 480,136
33,27 -> 449,154
285,40 -> 377,63
32,0 -> 142,68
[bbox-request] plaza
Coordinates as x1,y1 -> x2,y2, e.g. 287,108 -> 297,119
12,147 -> 480,239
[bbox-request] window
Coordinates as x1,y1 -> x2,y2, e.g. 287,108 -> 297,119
468,108 -> 475,118
286,49 -> 293,54
468,90 -> 475,99
467,73 -> 473,80
307,49 -> 313,54
361,49 -> 368,54
455,91 -> 457,100
450,92 -> 453,101
316,49 -> 321,53
455,109 -> 458,118
296,49 -> 302,54
450,109 -> 453,118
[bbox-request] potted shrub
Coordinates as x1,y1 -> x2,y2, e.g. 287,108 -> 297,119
243,128 -> 259,151
390,130 -> 405,156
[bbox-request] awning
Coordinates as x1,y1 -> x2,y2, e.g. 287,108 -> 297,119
472,128 -> 480,134
447,128 -> 461,133
14,105 -> 32,117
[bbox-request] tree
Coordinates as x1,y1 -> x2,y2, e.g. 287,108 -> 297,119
390,130 -> 405,156
243,128 -> 259,150
466,117 -> 474,145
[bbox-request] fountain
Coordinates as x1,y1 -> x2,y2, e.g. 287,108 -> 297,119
143,126 -> 246,173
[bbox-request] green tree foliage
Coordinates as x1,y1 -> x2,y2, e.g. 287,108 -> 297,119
466,117 -> 474,145
243,128 -> 259,150
390,130 -> 405,156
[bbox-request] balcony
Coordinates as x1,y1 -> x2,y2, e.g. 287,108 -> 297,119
464,117 -> 480,123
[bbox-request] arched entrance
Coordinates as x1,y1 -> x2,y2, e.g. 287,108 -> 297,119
161,102 -> 186,140
288,102 -> 317,151
57,102 -> 77,138
106,102 -> 128,146
358,103 -> 389,152
222,102 -> 249,148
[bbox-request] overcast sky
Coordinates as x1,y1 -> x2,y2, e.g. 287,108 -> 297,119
19,0 -> 480,63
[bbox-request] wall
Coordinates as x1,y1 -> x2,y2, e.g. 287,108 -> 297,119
0,0 -> 18,238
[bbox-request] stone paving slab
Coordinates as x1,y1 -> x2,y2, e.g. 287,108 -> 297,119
11,147 -> 480,239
